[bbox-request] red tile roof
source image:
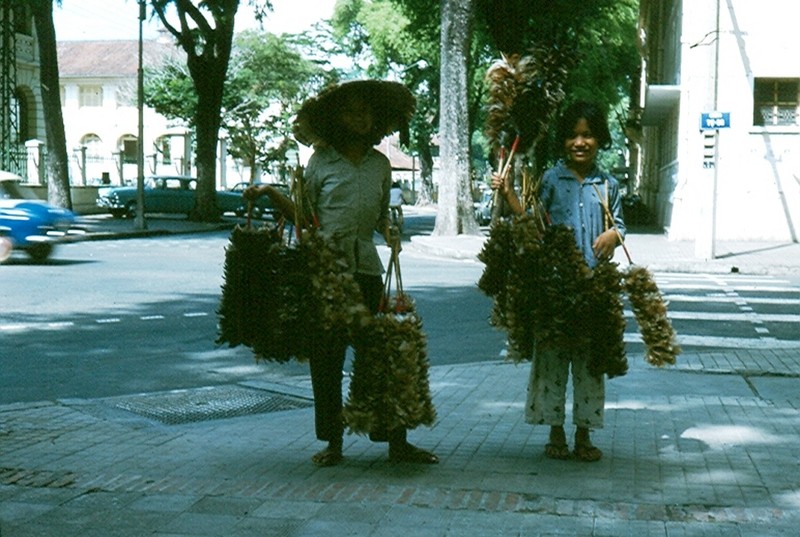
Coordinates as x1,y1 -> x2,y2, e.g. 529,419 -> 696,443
57,39 -> 181,78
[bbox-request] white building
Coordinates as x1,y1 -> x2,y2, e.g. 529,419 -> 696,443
57,39 -> 194,186
637,0 -> 800,249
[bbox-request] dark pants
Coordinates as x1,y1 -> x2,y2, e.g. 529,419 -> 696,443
309,272 -> 407,446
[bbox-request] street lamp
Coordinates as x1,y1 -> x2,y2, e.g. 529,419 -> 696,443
134,0 -> 147,230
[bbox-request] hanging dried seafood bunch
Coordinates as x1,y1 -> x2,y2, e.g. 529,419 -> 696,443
622,265 -> 680,367
217,219 -> 301,362
590,185 -> 680,369
584,258 -> 628,378
479,213 -> 538,361
217,169 -> 369,363
526,224 -> 628,379
290,229 -> 370,361
344,249 -> 437,435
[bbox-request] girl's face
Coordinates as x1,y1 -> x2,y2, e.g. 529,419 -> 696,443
564,118 -> 599,170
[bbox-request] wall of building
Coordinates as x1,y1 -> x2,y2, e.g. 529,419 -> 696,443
641,0 -> 800,242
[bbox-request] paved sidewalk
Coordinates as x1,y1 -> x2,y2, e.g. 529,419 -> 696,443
1,209 -> 798,536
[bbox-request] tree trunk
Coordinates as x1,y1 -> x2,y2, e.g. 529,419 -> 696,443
191,78 -> 223,220
152,0 -> 238,222
30,0 -> 71,209
433,0 -> 480,236
414,133 -> 435,205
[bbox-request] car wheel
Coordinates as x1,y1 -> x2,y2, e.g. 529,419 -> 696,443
27,243 -> 53,262
110,209 -> 125,219
125,201 -> 137,219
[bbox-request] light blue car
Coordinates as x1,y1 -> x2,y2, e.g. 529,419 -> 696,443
0,173 -> 79,262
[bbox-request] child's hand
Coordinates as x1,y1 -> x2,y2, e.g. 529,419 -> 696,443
592,229 -> 619,260
490,172 -> 509,194
384,224 -> 401,252
243,185 -> 263,201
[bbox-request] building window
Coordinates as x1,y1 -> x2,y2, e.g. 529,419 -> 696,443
120,135 -> 138,164
13,90 -> 29,143
13,5 -> 33,36
80,133 -> 103,157
79,85 -> 103,108
155,136 -> 172,165
753,78 -> 799,126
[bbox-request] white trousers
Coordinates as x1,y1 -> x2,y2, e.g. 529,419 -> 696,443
525,347 -> 605,429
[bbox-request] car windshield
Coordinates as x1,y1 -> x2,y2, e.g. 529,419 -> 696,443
0,180 -> 38,200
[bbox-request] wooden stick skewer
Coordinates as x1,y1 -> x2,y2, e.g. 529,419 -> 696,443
591,183 -> 633,265
500,135 -> 520,179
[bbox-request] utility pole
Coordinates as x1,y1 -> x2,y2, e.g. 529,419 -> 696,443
134,0 -> 147,230
695,0 -> 721,259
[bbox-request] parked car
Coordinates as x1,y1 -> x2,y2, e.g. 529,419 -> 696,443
473,189 -> 494,225
96,176 -> 245,219
228,182 -> 290,220
0,171 -> 79,262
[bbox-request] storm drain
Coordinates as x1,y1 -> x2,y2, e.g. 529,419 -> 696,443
107,385 -> 313,425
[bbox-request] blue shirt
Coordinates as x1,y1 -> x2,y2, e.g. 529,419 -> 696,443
304,145 -> 391,275
539,160 -> 626,268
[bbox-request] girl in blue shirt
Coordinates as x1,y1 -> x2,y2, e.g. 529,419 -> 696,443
492,101 -> 625,462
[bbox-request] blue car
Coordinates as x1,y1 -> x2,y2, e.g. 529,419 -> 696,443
0,172 -> 79,262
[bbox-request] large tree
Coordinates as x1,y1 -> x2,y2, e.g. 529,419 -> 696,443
150,0 -> 271,221
28,0 -> 71,209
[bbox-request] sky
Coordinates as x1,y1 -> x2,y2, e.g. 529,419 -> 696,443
53,0 -> 337,41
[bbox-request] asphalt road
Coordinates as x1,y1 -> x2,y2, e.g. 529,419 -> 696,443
0,227 -> 505,404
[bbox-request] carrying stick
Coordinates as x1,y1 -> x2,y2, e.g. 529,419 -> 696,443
592,183 -> 633,265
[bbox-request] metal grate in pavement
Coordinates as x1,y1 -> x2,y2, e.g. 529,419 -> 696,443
0,467 -> 77,488
107,384 -> 313,425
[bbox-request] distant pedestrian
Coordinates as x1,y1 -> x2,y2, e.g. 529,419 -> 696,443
389,181 -> 404,229
492,100 -> 626,461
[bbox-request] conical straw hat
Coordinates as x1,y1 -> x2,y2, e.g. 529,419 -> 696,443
293,79 -> 415,147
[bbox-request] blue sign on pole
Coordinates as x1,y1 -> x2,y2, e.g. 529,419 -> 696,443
701,111 -> 730,129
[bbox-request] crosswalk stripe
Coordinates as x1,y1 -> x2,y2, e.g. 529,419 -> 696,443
664,294 -> 799,305
625,310 -> 799,323
657,283 -> 797,293
623,333 -> 800,349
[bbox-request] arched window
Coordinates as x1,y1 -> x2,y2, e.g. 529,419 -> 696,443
80,133 -> 104,157
13,5 -> 33,36
119,134 -> 138,164
154,135 -> 172,164
12,87 -> 37,143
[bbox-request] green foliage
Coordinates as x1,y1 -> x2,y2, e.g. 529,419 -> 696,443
144,59 -> 197,123
144,25 -> 333,181
222,30 -> 329,177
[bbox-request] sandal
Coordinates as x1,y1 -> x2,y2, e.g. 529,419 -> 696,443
311,447 -> 343,467
544,443 -> 571,460
389,443 -> 439,464
573,444 -> 603,462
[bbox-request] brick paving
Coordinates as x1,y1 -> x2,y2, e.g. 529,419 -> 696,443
2,350 -> 800,536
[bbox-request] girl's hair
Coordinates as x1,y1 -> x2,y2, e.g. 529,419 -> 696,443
556,100 -> 612,150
